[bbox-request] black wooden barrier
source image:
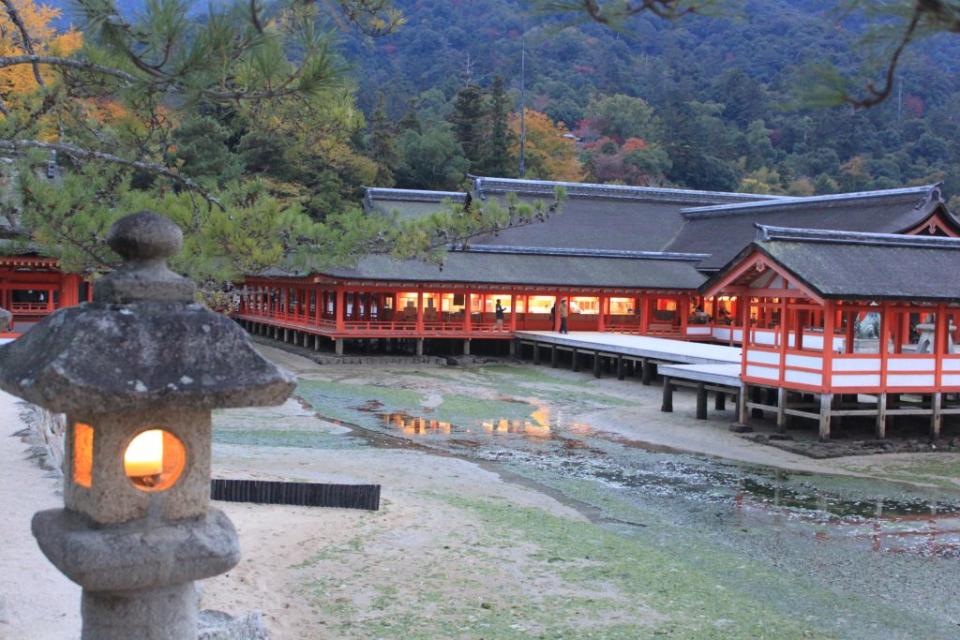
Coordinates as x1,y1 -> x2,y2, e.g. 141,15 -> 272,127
211,479 -> 381,511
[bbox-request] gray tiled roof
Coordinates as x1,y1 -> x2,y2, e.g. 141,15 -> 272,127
311,249 -> 708,290
667,185 -> 950,270
709,225 -> 960,301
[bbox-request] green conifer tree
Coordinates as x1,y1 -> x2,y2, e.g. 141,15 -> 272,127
368,93 -> 399,187
479,75 -> 513,177
449,82 -> 486,171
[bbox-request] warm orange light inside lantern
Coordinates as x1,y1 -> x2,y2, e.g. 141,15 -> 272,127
124,429 -> 186,492
73,422 -> 94,488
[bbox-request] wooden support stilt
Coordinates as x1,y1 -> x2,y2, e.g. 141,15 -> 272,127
738,383 -> 749,425
641,359 -> 654,385
777,387 -> 787,432
551,346 -> 558,368
533,343 -> 541,365
335,339 -> 344,356
463,340 -> 471,356
876,392 -> 887,439
572,349 -> 580,372
750,386 -> 764,419
932,392 -> 943,440
661,376 -> 673,413
715,392 -> 726,411
819,393 -> 833,441
593,352 -> 601,378
415,339 -> 424,356
617,356 -> 625,381
696,383 -> 707,420
831,394 -> 843,431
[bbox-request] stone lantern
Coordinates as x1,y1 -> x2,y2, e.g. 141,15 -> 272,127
0,212 -> 295,639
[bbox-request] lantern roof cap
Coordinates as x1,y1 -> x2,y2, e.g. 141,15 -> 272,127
0,212 -> 295,414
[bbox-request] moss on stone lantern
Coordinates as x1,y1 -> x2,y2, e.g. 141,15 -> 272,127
0,211 -> 296,640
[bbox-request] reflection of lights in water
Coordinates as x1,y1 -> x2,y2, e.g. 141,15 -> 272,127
384,413 -> 451,435
380,406 -> 556,438
481,419 -> 551,437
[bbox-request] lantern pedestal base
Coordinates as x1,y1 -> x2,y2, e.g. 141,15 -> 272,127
32,507 -> 240,592
82,582 -> 198,640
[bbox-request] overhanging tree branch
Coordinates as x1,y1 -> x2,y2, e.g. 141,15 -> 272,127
0,140 -> 226,210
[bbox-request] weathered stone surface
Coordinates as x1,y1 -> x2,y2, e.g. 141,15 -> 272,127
82,582 -> 199,640
0,300 -> 296,413
93,210 -> 195,304
64,407 -> 212,524
199,610 -> 270,640
7,211 -> 288,640
32,507 -> 240,592
0,305 -> 11,332
0,301 -> 295,414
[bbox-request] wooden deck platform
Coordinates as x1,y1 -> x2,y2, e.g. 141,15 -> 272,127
657,363 -> 741,386
513,331 -> 741,365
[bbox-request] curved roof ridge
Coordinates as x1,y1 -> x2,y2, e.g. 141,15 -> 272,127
755,224 -> 960,249
683,184 -> 940,218
365,187 -> 467,204
458,244 -> 710,262
470,175 -> 794,205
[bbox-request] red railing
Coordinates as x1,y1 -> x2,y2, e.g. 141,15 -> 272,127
9,302 -> 52,313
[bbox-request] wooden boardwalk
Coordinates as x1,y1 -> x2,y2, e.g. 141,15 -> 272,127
513,331 -> 741,365
514,332 -> 744,421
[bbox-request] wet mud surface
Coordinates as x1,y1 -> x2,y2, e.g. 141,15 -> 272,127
217,361 -> 960,638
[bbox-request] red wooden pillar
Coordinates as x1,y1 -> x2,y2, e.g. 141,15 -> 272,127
60,274 -> 81,308
679,294 -> 689,339
935,303 -> 947,389
464,290 -> 473,333
315,286 -> 322,326
416,290 -> 424,333
778,297 -> 789,384
822,300 -> 835,390
640,294 -> 650,335
598,294 -> 607,332
880,303 -> 891,389
844,305 -> 855,354
509,293 -> 517,333
335,287 -> 345,332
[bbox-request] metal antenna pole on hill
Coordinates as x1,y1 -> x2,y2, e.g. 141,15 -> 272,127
519,25 -> 526,178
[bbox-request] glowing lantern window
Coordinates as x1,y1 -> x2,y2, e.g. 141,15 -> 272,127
73,422 -> 94,489
124,429 -> 187,492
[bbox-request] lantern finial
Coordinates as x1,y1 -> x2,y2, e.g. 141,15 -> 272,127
94,210 -> 196,304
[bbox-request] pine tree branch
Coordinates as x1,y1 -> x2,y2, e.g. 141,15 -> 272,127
844,3 -> 923,109
0,54 -> 139,81
0,55 -> 310,101
0,139 -> 226,210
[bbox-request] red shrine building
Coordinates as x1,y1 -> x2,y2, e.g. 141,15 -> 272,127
0,252 -> 86,338
234,178 -> 960,354
5,176 -> 960,438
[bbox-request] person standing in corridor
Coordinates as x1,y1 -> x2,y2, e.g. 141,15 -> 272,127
559,299 -> 569,334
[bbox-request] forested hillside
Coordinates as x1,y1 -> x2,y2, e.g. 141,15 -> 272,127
341,0 -> 960,202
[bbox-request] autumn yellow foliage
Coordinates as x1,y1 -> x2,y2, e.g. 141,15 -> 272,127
509,109 -> 583,182
0,0 -> 82,96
